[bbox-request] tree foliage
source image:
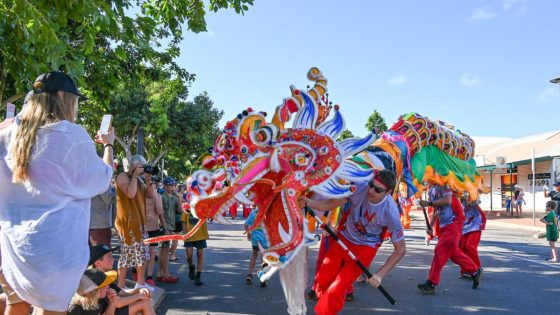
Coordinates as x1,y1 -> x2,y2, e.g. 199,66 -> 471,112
145,92 -> 223,178
337,129 -> 355,141
365,110 -> 388,133
79,65 -> 223,178
0,0 -> 251,176
0,0 -> 254,113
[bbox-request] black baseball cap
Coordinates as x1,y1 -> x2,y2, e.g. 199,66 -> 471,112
89,244 -> 120,266
554,182 -> 560,187
33,71 -> 88,100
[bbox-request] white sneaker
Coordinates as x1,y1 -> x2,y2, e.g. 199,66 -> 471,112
134,282 -> 155,293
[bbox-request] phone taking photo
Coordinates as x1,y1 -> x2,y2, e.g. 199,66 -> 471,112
99,114 -> 112,134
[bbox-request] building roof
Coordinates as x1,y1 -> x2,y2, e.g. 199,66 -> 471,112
473,130 -> 560,167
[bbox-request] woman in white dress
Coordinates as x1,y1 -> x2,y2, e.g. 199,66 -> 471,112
0,71 -> 114,314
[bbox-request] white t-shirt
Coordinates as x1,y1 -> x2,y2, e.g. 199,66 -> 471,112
340,182 -> 404,247
0,118 -> 113,311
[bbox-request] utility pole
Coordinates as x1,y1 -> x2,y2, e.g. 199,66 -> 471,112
137,127 -> 144,156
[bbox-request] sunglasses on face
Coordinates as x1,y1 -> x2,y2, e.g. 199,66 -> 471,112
368,181 -> 387,193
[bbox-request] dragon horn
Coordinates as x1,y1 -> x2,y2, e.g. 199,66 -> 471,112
271,67 -> 328,131
306,67 -> 328,102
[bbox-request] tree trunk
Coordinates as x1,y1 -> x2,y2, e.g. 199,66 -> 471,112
115,136 -> 133,161
0,57 -> 6,107
137,127 -> 144,156
0,58 -> 25,109
4,93 -> 26,105
151,149 -> 169,164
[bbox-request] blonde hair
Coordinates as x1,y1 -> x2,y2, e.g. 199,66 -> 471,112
70,289 -> 100,311
10,87 -> 78,183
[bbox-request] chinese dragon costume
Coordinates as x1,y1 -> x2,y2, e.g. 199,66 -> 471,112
145,67 -> 486,314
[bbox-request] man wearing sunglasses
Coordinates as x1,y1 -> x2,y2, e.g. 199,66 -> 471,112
417,184 -> 482,294
300,169 -> 406,315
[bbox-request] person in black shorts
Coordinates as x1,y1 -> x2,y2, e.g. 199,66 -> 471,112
182,209 -> 210,286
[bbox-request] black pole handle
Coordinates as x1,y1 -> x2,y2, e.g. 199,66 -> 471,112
421,206 -> 432,231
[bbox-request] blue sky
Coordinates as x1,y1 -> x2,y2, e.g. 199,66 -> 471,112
178,0 -> 560,139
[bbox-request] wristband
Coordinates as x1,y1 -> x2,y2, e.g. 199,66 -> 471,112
104,144 -> 114,149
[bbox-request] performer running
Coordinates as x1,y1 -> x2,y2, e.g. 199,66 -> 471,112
305,199 -> 354,302
459,194 -> 486,278
300,169 -> 406,315
417,184 -> 482,294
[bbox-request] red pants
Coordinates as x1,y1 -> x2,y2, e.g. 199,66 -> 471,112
459,230 -> 482,273
314,235 -> 377,315
428,222 -> 477,285
312,236 -> 353,295
242,205 -> 251,218
229,203 -> 238,219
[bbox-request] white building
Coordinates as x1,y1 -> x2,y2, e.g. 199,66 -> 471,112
473,131 -> 560,213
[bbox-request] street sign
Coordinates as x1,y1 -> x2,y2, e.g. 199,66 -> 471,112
496,156 -> 507,169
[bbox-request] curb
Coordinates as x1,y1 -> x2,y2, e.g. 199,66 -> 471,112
485,220 -> 545,232
125,280 -> 166,310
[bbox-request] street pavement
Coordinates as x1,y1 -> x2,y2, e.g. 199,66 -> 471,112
154,212 -> 559,314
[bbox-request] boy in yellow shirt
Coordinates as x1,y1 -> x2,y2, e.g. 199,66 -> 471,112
181,210 -> 209,286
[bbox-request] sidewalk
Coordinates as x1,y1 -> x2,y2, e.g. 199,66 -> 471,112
409,209 -> 547,232
482,209 -> 546,232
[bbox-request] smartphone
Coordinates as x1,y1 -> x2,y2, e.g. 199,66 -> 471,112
99,114 -> 112,134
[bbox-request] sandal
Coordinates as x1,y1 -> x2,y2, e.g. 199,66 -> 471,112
345,292 -> 354,301
245,274 -> 253,284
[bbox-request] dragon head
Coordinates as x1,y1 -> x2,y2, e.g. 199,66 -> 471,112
192,68 -> 377,268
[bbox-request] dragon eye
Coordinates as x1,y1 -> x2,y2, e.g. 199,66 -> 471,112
241,146 -> 248,154
251,125 -> 278,147
217,137 -> 226,151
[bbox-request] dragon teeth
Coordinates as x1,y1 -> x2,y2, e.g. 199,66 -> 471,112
234,191 -> 253,205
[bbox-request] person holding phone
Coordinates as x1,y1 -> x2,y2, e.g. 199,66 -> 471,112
0,71 -> 114,314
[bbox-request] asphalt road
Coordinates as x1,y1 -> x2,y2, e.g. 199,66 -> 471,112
155,213 -> 559,314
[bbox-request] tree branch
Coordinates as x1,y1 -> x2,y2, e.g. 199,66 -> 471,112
115,136 -> 132,161
144,145 -> 152,161
152,148 -> 169,164
4,92 -> 26,106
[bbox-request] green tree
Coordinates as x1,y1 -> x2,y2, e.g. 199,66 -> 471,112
79,67 -> 222,178
0,0 -> 254,113
145,92 -> 223,177
365,110 -> 388,133
337,129 -> 355,141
